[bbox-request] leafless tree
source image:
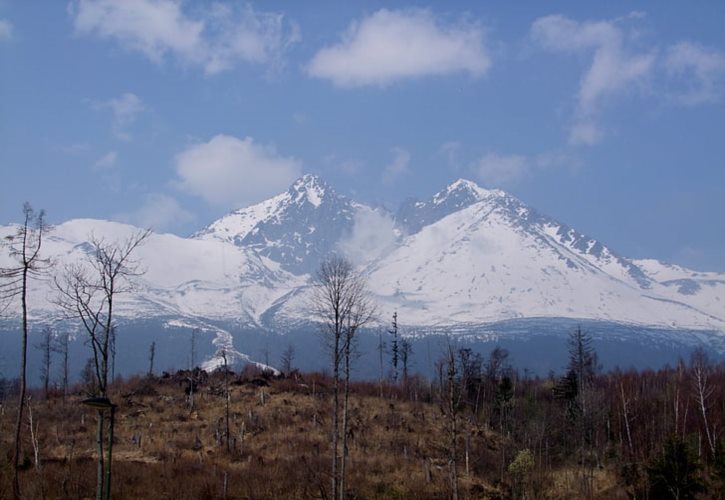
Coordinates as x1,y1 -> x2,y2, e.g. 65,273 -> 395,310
443,343 -> 460,500
221,349 -> 231,453
389,311 -> 399,383
311,255 -> 375,500
280,344 -> 295,375
55,229 -> 149,396
148,341 -> 156,377
51,329 -> 70,401
400,337 -> 413,385
35,326 -> 53,400
0,202 -> 50,498
54,228 -> 149,499
188,328 -> 198,411
691,348 -> 716,459
377,331 -> 385,398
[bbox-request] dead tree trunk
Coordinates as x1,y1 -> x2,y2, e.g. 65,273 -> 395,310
0,203 -> 49,499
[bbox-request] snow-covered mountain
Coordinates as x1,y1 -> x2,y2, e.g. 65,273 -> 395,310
194,175 -> 364,275
369,181 -> 724,331
1,175 -> 724,375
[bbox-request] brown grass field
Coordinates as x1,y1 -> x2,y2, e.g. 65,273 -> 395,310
0,368 -> 704,499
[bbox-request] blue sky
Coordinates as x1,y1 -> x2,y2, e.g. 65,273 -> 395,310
1,1 -> 724,271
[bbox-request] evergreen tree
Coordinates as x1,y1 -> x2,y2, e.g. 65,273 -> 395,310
648,436 -> 704,499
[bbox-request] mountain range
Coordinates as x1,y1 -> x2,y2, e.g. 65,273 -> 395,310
1,175 -> 724,375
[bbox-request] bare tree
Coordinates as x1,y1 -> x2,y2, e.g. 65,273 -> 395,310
401,337 -> 413,385
377,331 -> 386,398
443,343 -> 460,500
280,344 -> 295,375
691,348 -> 716,459
148,341 -> 156,377
389,311 -> 399,383
51,329 -> 70,401
188,328 -> 198,411
55,229 -> 149,397
0,202 -> 50,498
311,255 -> 375,500
35,326 -> 53,400
55,228 -> 149,500
221,349 -> 231,453
109,325 -> 117,383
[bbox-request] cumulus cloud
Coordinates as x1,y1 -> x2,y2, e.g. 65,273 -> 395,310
117,193 -> 195,232
0,19 -> 13,41
338,208 -> 398,265
664,41 -> 725,105
531,14 -> 655,144
94,92 -> 144,140
308,8 -> 490,87
71,0 -> 299,75
472,153 -> 529,186
382,147 -> 411,186
175,134 -> 302,208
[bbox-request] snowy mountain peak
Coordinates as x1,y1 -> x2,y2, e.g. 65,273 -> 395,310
434,178 -> 503,205
397,178 -> 508,235
195,174 -> 364,274
289,174 -> 331,208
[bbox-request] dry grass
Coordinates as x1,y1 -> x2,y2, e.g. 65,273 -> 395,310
0,372 -> 632,499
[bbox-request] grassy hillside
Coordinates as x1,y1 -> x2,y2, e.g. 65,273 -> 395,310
1,361 -> 723,499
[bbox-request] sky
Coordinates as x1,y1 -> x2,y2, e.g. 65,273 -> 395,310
1,1 -> 724,272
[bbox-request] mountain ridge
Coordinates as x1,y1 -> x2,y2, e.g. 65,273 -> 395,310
1,175 -> 723,362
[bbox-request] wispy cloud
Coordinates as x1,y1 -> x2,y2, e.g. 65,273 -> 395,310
175,134 -> 301,207
71,0 -> 300,75
0,19 -> 13,41
308,8 -> 490,87
382,147 -> 411,186
469,150 -> 580,187
440,141 -> 462,169
472,152 -> 529,186
93,150 -> 118,170
116,193 -> 195,232
94,92 -> 144,140
531,13 -> 655,145
664,41 -> 725,105
338,207 -> 398,265
568,121 -> 604,147
91,151 -> 121,191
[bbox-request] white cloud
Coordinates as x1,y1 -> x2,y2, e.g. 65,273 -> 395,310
118,193 -> 195,232
338,208 -> 398,265
71,0 -> 299,75
0,19 -> 13,41
95,92 -> 144,140
472,153 -> 529,186
531,14 -> 655,144
664,41 -> 725,105
568,121 -> 604,146
308,8 -> 490,87
93,151 -> 118,170
175,134 -> 302,207
382,147 -> 411,186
